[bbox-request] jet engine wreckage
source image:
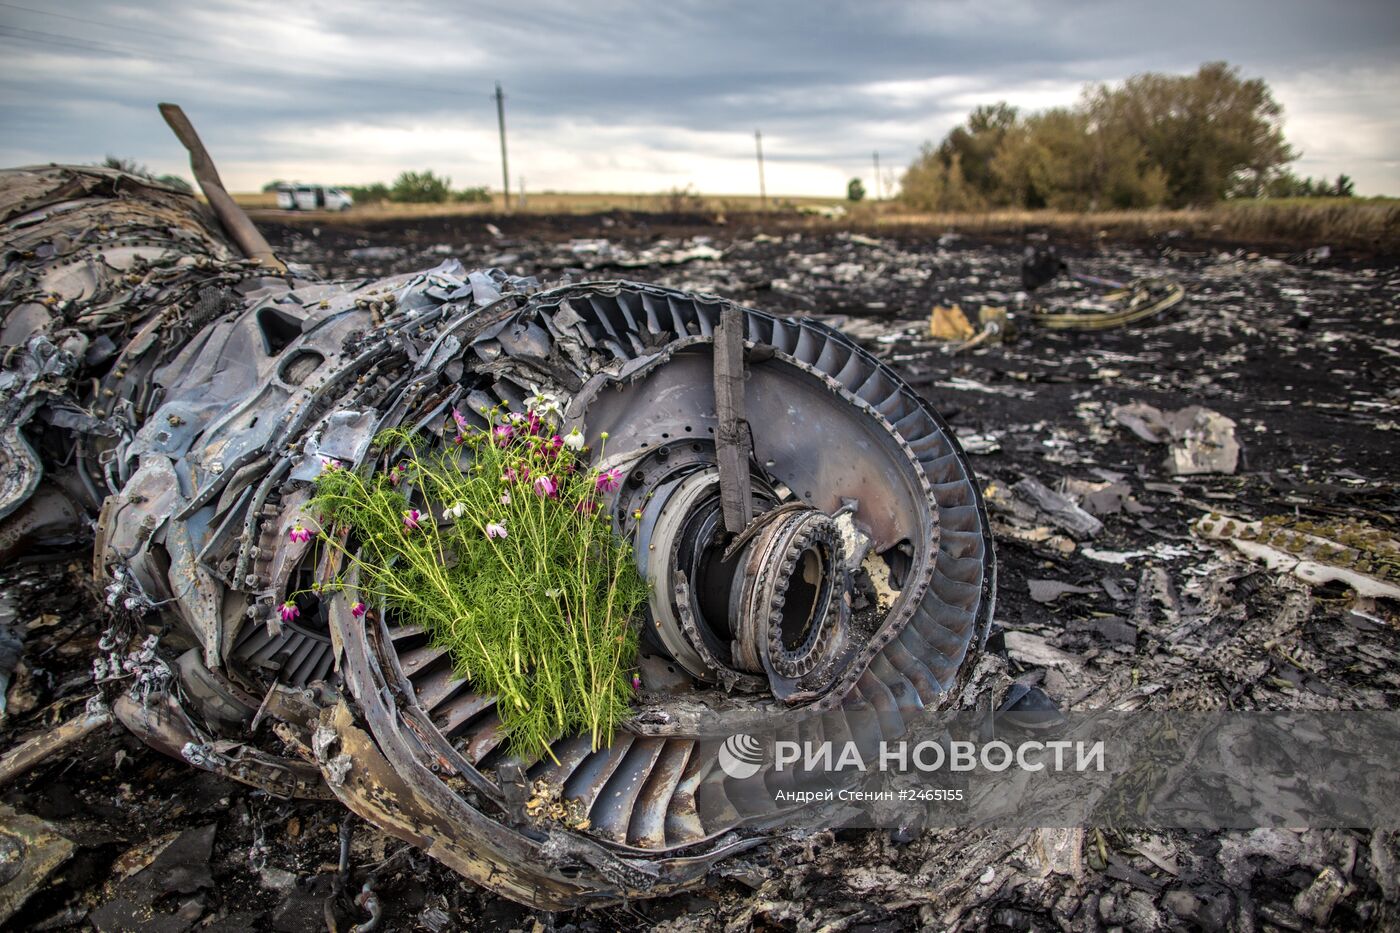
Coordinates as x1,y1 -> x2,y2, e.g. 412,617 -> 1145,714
0,157 -> 997,908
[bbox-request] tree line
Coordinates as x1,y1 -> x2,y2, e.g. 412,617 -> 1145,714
261,170 -> 490,205
900,62 -> 1355,212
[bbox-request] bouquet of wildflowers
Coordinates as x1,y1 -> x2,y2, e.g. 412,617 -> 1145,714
298,389 -> 647,756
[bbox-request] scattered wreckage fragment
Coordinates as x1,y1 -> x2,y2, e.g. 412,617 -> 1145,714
1113,402 -> 1241,476
0,159 -> 995,907
1195,514 -> 1400,600
1022,246 -> 1186,331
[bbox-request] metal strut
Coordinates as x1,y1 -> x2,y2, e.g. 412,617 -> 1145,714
158,103 -> 286,273
713,307 -> 754,534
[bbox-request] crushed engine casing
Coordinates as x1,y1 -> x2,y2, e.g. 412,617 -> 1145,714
0,166 -> 995,908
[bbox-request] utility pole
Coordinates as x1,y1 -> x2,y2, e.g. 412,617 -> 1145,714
494,81 -> 510,211
754,129 -> 767,211
872,151 -> 882,202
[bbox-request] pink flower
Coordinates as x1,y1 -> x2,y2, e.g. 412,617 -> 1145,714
351,601 -> 367,618
500,492 -> 511,505
288,522 -> 312,544
389,464 -> 406,485
403,508 -> 422,530
533,475 -> 557,498
575,499 -> 597,515
596,468 -> 622,494
526,412 -> 542,436
493,424 -> 514,444
631,673 -> 642,691
278,601 -> 300,623
321,457 -> 341,471
485,521 -> 508,539
452,409 -> 469,432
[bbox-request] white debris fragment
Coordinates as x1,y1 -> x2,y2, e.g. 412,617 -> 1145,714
1195,514 -> 1400,599
1112,402 -> 1240,475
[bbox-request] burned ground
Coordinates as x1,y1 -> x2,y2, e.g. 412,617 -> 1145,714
3,214 -> 1398,931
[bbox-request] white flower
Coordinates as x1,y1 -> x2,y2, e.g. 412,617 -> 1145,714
526,383 -> 564,420
443,501 -> 467,521
485,521 -> 508,539
499,492 -> 511,505
563,428 -> 585,451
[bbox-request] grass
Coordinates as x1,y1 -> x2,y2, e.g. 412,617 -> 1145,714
303,404 -> 648,758
866,198 -> 1400,248
234,189 -> 847,217
234,188 -> 1398,250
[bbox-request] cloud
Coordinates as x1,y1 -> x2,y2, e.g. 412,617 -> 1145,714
1,0 -> 1396,194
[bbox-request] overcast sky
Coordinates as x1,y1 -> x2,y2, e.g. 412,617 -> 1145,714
1,1 -> 1397,196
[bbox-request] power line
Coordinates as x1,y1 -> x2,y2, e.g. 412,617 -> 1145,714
0,20 -> 466,100
0,24 -> 228,67
0,1 -> 191,46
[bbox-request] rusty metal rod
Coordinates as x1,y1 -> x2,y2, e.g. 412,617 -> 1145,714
158,102 -> 286,273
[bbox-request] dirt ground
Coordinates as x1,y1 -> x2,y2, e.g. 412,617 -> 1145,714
3,213 -> 1398,931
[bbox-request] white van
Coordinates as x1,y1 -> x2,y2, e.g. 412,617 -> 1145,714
274,184 -> 353,212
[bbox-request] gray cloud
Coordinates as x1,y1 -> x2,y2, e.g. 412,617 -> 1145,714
1,0 -> 1397,194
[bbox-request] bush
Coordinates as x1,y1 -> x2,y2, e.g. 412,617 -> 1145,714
344,183 -> 390,204
847,178 -> 866,202
454,186 -> 491,203
664,184 -> 707,213
389,170 -> 453,203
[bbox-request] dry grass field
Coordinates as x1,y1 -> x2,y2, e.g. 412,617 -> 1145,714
233,190 -> 1399,251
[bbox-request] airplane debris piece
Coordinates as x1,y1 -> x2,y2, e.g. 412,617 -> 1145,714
1195,514 -> 1400,600
0,805 -> 74,924
1021,245 -> 1185,330
0,698 -> 113,787
930,303 -> 975,341
929,304 -> 1007,352
0,163 -> 994,908
1112,403 -> 1241,475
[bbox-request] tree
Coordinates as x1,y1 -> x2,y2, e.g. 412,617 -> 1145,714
936,103 -> 1019,203
389,170 -> 453,203
900,147 -> 986,211
1086,62 -> 1294,206
1246,169 -> 1357,199
901,62 -> 1300,210
846,178 -> 866,202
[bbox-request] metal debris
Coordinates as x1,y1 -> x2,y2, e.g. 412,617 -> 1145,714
1112,402 -> 1241,475
0,805 -> 74,925
0,163 -> 994,908
1196,513 -> 1400,599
